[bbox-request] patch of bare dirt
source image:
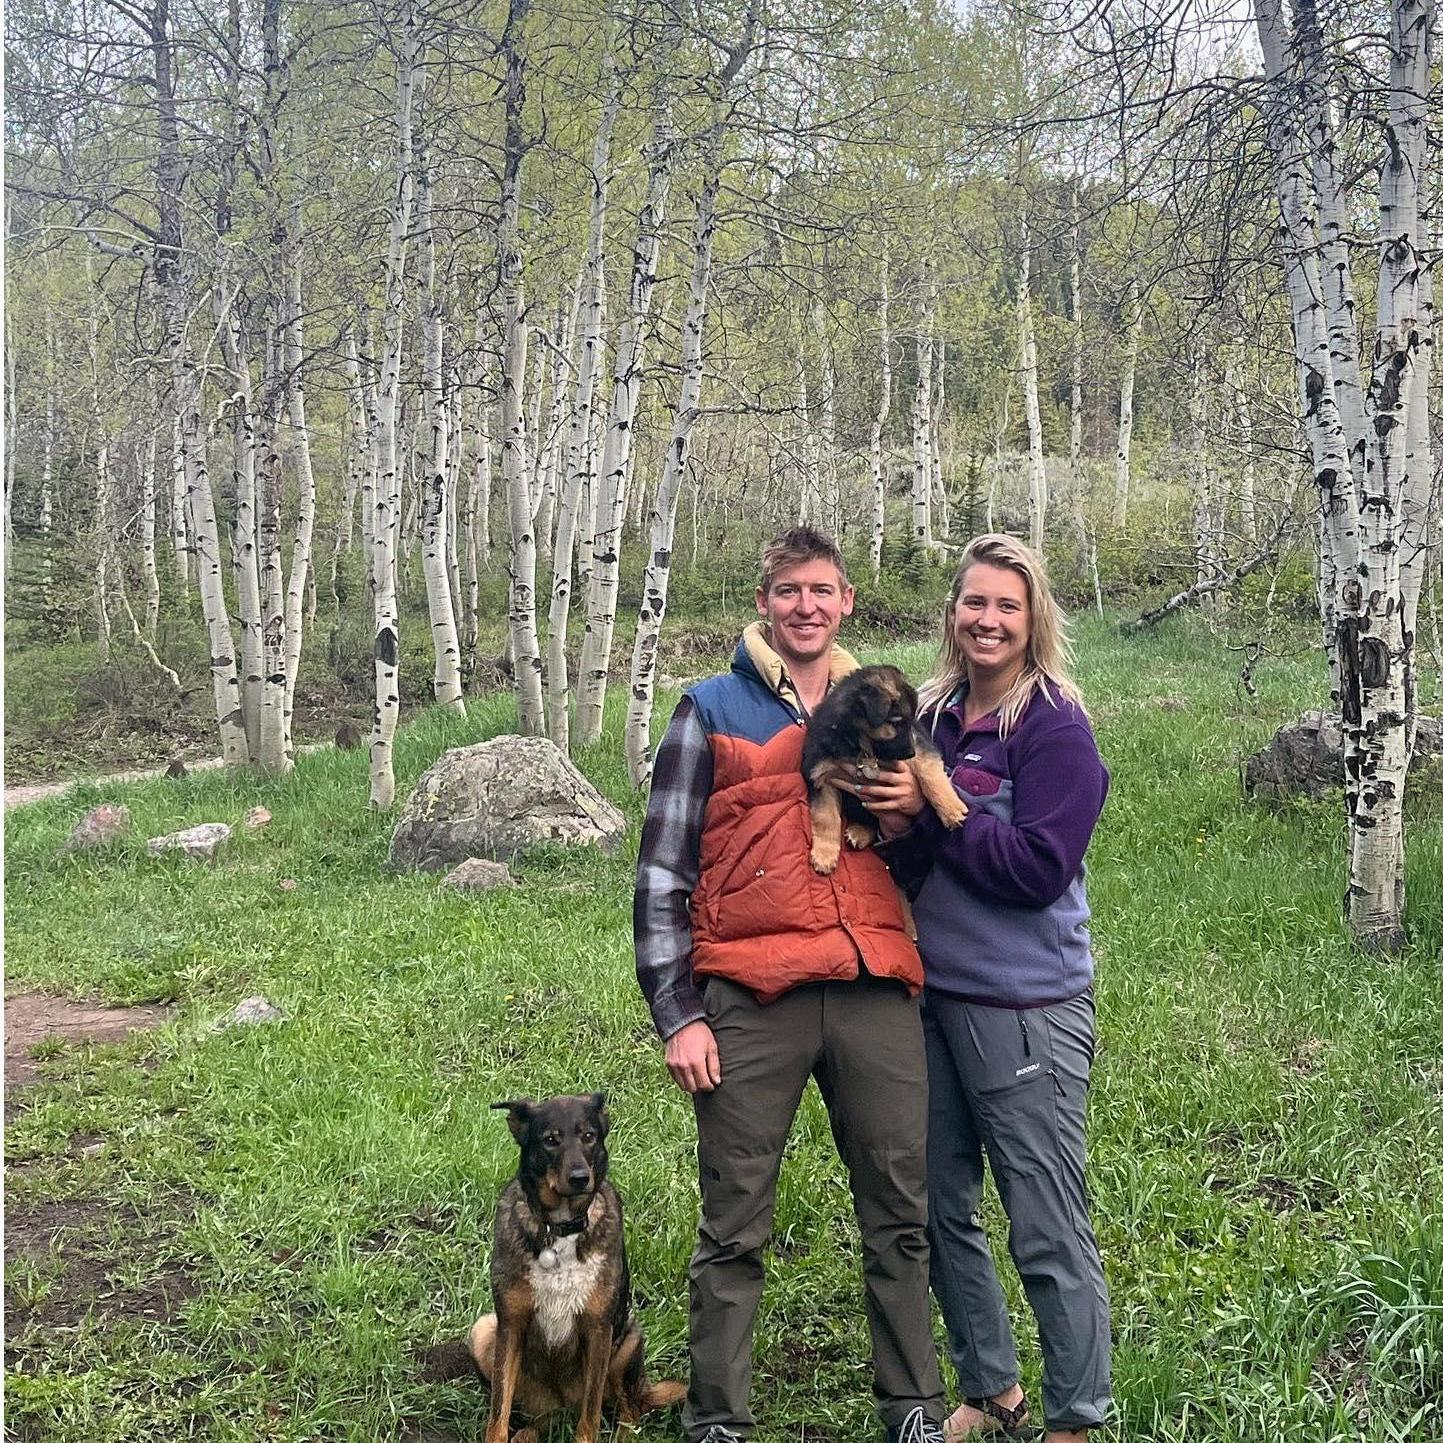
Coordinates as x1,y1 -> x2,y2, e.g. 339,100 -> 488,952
5,992 -> 173,1089
3,1195 -> 200,1342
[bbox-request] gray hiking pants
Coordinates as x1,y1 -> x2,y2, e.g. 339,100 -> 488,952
923,989 -> 1111,1433
685,975 -> 944,1440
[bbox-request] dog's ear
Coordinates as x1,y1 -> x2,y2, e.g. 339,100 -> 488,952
492,1098 -> 535,1144
588,1091 -> 611,1138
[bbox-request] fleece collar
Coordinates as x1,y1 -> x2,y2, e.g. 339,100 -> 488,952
739,620 -> 858,717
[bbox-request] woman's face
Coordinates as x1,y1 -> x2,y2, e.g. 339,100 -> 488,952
952,562 -> 1031,685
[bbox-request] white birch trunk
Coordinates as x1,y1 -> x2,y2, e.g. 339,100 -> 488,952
548,56 -> 618,752
1069,184 -> 1086,541
1019,213 -> 1047,552
1229,343 -> 1258,547
140,435 -> 160,636
151,0 -> 245,762
280,252 -> 317,766
417,142 -> 464,712
1113,275 -> 1141,531
814,298 -> 838,533
911,263 -> 935,548
623,23 -> 752,788
1256,0 -> 1431,949
575,58 -> 676,746
256,345 -> 287,775
931,335 -> 949,541
869,250 -> 891,580
369,7 -> 420,808
170,412 -> 189,599
625,165 -> 719,788
500,0 -> 545,735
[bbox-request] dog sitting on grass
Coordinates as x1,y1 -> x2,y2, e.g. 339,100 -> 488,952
460,1093 -> 685,1443
803,663 -> 967,875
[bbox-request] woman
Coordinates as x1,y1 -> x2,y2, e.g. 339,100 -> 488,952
861,534 -> 1111,1443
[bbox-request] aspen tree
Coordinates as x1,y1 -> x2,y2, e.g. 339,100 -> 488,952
417,123 -> 464,712
1256,0 -> 1434,948
869,248 -> 891,580
369,4 -> 421,807
548,50 -> 618,752
911,260 -> 935,548
1018,210 -> 1047,551
575,24 -> 678,747
499,0 -> 545,736
624,14 -> 757,788
1113,274 -> 1141,531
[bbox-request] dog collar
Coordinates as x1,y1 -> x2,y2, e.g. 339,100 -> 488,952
547,1215 -> 588,1239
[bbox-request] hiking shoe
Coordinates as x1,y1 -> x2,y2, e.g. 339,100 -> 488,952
696,1428 -> 743,1443
885,1406 -> 946,1443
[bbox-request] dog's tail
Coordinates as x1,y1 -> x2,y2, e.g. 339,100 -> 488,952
417,1337 -> 482,1385
638,1378 -> 688,1411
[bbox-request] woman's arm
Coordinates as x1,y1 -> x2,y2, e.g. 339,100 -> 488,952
932,718 -> 1107,908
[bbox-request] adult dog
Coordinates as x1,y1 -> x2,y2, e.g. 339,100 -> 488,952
803,663 -> 967,875
467,1093 -> 685,1443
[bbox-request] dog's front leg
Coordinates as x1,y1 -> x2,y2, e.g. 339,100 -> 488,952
808,776 -> 845,874
485,1296 -> 530,1443
575,1314 -> 612,1443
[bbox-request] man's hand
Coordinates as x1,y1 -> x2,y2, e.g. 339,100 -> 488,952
666,1019 -> 722,1093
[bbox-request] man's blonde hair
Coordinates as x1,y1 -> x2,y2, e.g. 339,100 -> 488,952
759,526 -> 848,594
917,533 -> 1085,736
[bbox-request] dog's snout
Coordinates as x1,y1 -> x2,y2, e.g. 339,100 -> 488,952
567,1166 -> 592,1189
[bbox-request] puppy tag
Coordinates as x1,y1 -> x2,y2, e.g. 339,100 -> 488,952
538,1246 -> 560,1271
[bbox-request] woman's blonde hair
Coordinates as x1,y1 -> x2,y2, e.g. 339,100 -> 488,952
917,533 -> 1085,736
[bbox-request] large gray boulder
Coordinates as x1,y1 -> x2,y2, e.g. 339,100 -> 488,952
1244,710 -> 1443,799
390,736 -> 626,870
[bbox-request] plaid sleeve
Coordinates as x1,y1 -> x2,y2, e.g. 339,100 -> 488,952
634,695 -> 713,1040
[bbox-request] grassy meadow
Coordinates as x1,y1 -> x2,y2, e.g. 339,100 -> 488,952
4,614 -> 1442,1443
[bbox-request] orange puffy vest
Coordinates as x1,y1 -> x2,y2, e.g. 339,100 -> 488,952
687,652 -> 922,1003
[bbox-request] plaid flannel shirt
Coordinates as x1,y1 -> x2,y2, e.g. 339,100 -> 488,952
633,695 -> 714,1040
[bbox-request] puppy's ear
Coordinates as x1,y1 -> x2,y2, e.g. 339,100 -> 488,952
492,1098 -> 535,1144
588,1091 -> 611,1138
896,676 -> 919,715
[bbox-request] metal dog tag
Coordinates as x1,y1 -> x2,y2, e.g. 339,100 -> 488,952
538,1246 -> 560,1271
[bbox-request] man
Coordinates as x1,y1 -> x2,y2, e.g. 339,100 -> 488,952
635,526 -> 945,1443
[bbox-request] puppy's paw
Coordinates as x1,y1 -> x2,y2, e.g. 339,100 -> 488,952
935,795 -> 968,830
810,842 -> 840,874
844,823 -> 876,850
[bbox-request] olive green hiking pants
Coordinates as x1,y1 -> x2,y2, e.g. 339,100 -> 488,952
684,974 -> 944,1440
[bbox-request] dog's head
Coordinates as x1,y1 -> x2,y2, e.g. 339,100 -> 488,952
846,665 -> 918,762
492,1092 -> 611,1206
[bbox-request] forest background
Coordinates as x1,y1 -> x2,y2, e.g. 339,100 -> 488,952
3,0 -> 1442,1439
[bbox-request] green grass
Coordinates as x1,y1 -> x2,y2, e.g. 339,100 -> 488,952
5,616 -> 1442,1442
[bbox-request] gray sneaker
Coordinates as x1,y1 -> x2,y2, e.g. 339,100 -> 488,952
884,1407 -> 945,1443
696,1428 -> 743,1443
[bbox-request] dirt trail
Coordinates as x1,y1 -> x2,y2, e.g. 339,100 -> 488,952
4,755 -> 229,810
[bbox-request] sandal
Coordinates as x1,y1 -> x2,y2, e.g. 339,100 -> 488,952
943,1396 -> 1039,1441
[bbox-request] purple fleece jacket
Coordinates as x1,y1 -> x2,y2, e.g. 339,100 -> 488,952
886,685 -> 1108,1008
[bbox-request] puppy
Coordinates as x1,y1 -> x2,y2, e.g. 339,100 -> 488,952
803,664 -> 967,875
467,1093 -> 685,1443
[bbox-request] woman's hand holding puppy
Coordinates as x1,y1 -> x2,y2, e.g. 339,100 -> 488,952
837,760 -> 926,839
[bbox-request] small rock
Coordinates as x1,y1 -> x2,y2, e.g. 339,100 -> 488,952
66,803 -> 131,851
277,877 -> 298,892
166,757 -> 189,779
218,995 -> 286,1028
147,822 -> 232,861
443,858 -> 517,892
244,806 -> 272,831
335,721 -> 363,750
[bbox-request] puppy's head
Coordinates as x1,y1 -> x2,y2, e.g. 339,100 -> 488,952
857,666 -> 918,761
493,1092 -> 611,1207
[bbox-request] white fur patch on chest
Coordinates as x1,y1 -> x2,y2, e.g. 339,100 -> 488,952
528,1236 -> 604,1350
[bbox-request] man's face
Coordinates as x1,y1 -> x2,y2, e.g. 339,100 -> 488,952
755,559 -> 855,669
